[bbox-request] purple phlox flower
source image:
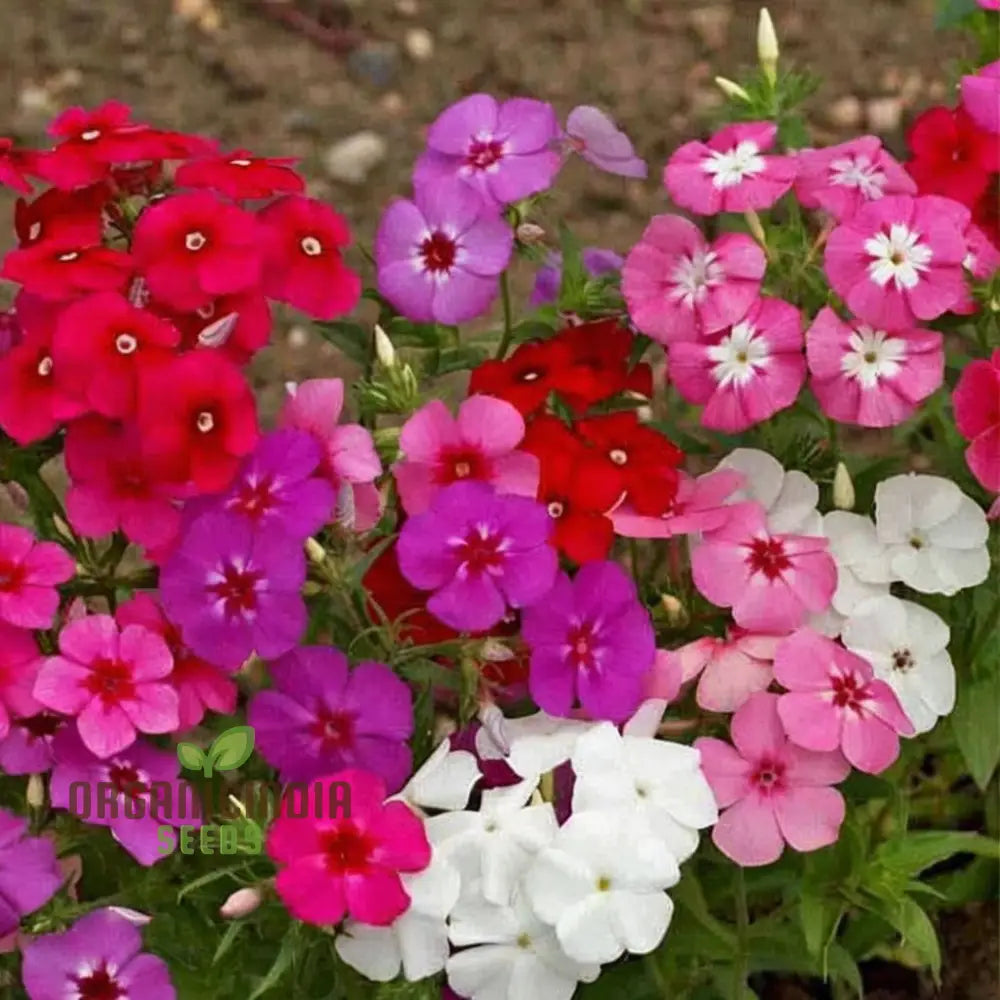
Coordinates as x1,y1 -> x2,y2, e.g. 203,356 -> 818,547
0,710 -> 68,775
530,247 -> 624,306
181,429 -> 335,542
249,646 -> 413,790
376,177 -> 513,325
50,728 -> 199,866
521,560 -> 656,722
159,511 -> 306,670
396,480 -> 558,633
564,105 -> 648,179
21,907 -> 176,1000
0,807 -> 61,938
414,93 -> 561,205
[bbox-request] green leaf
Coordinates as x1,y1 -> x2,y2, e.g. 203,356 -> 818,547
950,673 -> 1000,789
248,926 -> 299,999
176,742 -> 206,772
860,894 -> 942,980
208,726 -> 256,773
935,0 -> 979,28
875,831 -> 1000,876
557,223 -> 586,311
826,943 -> 864,998
212,920 -> 246,965
315,320 -> 370,368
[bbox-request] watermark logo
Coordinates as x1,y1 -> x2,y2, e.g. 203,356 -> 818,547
177,725 -> 255,778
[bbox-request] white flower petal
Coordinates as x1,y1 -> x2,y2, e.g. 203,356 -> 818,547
446,945 -> 516,1000
608,890 -> 673,955
402,740 -> 481,811
556,894 -> 623,965
335,925 -> 401,982
397,913 -> 452,981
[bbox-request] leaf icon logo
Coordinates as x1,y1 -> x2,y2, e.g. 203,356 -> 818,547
176,726 -> 255,777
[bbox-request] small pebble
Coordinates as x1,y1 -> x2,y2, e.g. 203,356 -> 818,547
348,42 -> 400,89
688,5 -> 731,51
395,0 -> 419,15
323,130 -> 388,184
404,27 -> 434,62
826,95 -> 863,130
379,92 -> 405,116
866,96 -> 903,133
287,327 -> 309,350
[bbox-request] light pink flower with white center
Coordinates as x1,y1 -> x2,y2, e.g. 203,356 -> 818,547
664,122 -> 797,215
669,297 -> 806,432
795,137 -> 916,221
806,307 -> 944,428
692,503 -> 837,633
824,195 -> 970,329
622,214 -> 766,345
695,692 -> 850,867
774,628 -> 915,774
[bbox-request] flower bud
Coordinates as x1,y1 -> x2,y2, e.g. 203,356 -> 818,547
833,462 -> 855,510
715,76 -> 752,103
433,713 -> 458,743
220,887 -> 263,920
480,637 -> 515,662
515,222 -> 546,245
304,537 -> 326,565
0,481 -> 29,514
660,594 -> 689,627
26,774 -> 45,810
373,323 -> 397,369
757,8 -> 779,84
744,209 -> 767,248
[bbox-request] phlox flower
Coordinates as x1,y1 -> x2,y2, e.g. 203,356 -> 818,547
669,296 -> 806,432
0,623 -> 42,740
50,729 -> 197,865
521,560 -> 655,723
476,711 -> 596,786
335,849 -> 460,983
874,474 -> 990,595
571,722 -> 718,862
393,395 -> 539,516
623,214 -> 766,344
414,94 -> 561,205
21,907 -> 176,1000
695,692 -> 850,867
159,289 -> 272,364
396,480 -> 558,633
376,178 -> 513,325
824,194 -> 969,329
0,711 -> 67,775
822,511 -> 893,616
159,511 -> 306,670
524,810 -> 680,964
529,247 -> 622,307
427,780 -> 558,905
447,886 -> 599,1000
952,349 -> 1000,492
0,808 -> 61,938
843,596 -> 955,735
0,240 -> 132,301
563,105 -> 647,178
249,646 -> 413,790
774,628 -> 914,774
14,186 -> 105,249
0,524 -> 74,629
132,191 -> 261,312
268,769 -> 432,927
961,61 -> 1000,135
175,149 -> 304,200
33,614 -> 178,759
667,629 -> 783,713
258,195 -> 361,320
0,138 -> 35,195
806,307 -> 943,428
397,737 -> 482,813
279,378 -> 382,531
692,503 -> 836,633
664,122 -> 796,215
795,136 -> 915,221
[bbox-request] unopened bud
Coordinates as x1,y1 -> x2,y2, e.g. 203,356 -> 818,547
660,594 -> 689,627
304,537 -> 326,565
480,637 -> 515,662
52,515 -> 74,542
433,713 -> 458,743
220,887 -> 263,920
0,481 -> 29,514
373,324 -> 397,369
516,222 -> 546,245
990,296 -> 1000,312
833,462 -> 855,510
302,580 -> 323,597
757,8 -> 779,84
744,209 -> 767,248
715,76 -> 752,103
27,774 -> 45,809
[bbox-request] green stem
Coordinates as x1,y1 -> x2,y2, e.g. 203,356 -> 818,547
733,868 -> 749,1000
495,271 -> 514,359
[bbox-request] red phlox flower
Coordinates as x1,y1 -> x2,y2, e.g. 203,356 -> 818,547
0,240 -> 132,301
15,186 -> 106,248
576,411 -> 682,516
0,138 -> 37,195
176,149 -> 305,200
132,191 -> 262,312
973,184 -> 1000,250
137,351 -> 259,493
158,291 -> 272,364
53,292 -> 180,419
257,195 -> 361,320
906,106 -> 1000,208
523,415 -> 625,564
468,337 -> 578,416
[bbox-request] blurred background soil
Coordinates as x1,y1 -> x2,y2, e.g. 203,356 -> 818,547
0,1 -> 993,996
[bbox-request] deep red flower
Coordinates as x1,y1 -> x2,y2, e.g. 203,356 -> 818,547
576,411 -> 682,516
14,186 -> 106,248
522,415 -> 625,564
137,351 -> 259,493
973,183 -> 1000,250
468,337 -> 578,416
906,106 -> 1000,208
257,196 -> 361,320
177,149 -> 305,201
0,138 -> 36,194
0,240 -> 132,301
132,191 -> 262,312
0,331 -> 85,444
52,292 -> 180,418
159,290 -> 272,364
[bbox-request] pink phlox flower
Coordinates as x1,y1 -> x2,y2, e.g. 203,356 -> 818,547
0,524 -> 74,629
563,105 -> 647,179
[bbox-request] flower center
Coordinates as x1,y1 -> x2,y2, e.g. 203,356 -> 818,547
84,658 -> 137,705
466,138 -> 505,171
228,474 -> 277,521
58,251 -> 80,262
566,621 -> 600,670
609,448 -> 628,466
454,461 -> 471,477
79,129 -> 102,142
596,875 -> 612,891
15,711 -> 64,741
419,231 -> 457,274
310,708 -> 355,749
745,536 -> 791,581
518,368 -> 542,382
209,563 -> 263,618
321,823 -> 375,873
436,448 -> 487,485
516,932 -> 532,949
546,500 -> 565,518
300,235 -> 323,257
196,410 -> 215,433
230,158 -> 252,167
751,757 -> 786,794
702,140 -> 765,188
908,533 -> 925,550
185,231 -> 207,252
74,964 -> 124,1000
841,325 -> 906,389
0,559 -> 25,594
892,648 -> 915,672
107,761 -> 147,798
707,321 -> 769,387
36,355 -> 53,377
865,224 -> 933,290
829,154 -> 887,199
454,524 -> 508,576
28,221 -> 42,241
115,332 -> 138,355
831,671 -> 868,712
669,249 -> 725,307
